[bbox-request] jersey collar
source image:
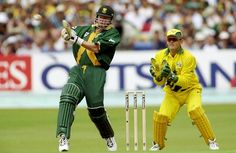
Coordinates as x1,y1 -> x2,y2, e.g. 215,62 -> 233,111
165,47 -> 184,55
91,24 -> 113,31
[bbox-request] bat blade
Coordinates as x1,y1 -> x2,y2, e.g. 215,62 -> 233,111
62,20 -> 71,37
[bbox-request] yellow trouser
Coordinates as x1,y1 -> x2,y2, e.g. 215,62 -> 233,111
159,89 -> 202,121
153,89 -> 216,148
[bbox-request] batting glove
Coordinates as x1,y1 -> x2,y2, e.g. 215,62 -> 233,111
61,28 -> 71,41
61,28 -> 84,45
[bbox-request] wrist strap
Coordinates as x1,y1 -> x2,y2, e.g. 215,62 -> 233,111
76,37 -> 84,45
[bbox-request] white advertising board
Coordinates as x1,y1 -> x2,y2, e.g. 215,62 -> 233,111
1,50 -> 236,108
1,50 -> 236,92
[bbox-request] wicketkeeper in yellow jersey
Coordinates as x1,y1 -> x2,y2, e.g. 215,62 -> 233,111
149,29 -> 219,151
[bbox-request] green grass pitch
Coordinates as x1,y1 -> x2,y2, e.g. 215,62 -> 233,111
0,104 -> 236,153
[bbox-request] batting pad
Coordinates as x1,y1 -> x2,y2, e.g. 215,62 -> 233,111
61,83 -> 82,102
56,83 -> 81,138
189,107 -> 215,144
56,102 -> 76,139
153,111 -> 168,149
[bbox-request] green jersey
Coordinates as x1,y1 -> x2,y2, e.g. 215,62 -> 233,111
72,25 -> 120,70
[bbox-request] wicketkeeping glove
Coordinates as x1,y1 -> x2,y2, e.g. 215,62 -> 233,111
150,65 -> 156,78
150,58 -> 159,78
167,72 -> 178,83
160,63 -> 171,78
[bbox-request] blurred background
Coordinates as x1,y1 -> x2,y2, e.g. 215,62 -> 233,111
1,0 -> 236,54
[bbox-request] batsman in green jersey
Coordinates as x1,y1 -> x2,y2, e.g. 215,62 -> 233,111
57,5 -> 120,152
149,29 -> 219,151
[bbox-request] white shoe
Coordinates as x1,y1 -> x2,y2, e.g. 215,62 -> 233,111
209,139 -> 219,150
105,137 -> 117,151
149,143 -> 160,151
58,134 -> 69,152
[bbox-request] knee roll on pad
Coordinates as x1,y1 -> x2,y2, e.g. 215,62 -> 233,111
153,111 -> 168,150
88,108 -> 114,138
189,107 -> 205,119
189,107 -> 215,144
60,83 -> 82,104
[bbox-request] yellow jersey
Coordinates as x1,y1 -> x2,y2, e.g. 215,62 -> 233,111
153,48 -> 202,93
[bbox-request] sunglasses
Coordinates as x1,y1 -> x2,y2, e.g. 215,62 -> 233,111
167,37 -> 178,42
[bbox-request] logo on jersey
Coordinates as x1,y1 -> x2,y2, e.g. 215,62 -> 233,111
84,32 -> 90,38
176,62 -> 182,68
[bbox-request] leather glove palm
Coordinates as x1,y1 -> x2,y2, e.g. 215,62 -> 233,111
160,63 -> 178,83
160,63 -> 171,78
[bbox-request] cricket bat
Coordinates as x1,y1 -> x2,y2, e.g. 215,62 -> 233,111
62,20 -> 71,37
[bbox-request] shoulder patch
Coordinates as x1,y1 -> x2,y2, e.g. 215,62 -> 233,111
109,39 -> 115,43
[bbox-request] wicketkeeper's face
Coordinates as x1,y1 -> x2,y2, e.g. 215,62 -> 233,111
95,15 -> 112,30
166,36 -> 182,50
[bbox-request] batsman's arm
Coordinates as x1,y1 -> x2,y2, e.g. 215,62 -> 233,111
61,20 -> 100,53
80,41 -> 100,53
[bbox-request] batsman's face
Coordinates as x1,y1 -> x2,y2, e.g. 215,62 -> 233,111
166,36 -> 182,50
95,15 -> 112,30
